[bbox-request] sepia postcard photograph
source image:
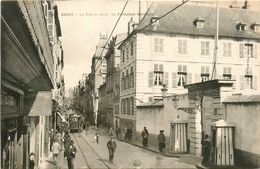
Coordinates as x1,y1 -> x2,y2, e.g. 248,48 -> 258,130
1,0 -> 260,169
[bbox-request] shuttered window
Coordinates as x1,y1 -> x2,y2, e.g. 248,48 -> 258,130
172,72 -> 177,88
239,43 -> 244,58
47,10 -> 54,43
148,72 -> 153,87
164,72 -> 169,87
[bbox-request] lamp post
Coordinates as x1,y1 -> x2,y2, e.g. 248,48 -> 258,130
161,84 -> 168,98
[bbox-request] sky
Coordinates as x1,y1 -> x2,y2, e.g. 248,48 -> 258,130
56,0 -> 260,91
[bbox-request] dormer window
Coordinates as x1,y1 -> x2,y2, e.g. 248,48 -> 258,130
251,23 -> 260,33
237,23 -> 247,31
151,17 -> 160,25
194,18 -> 204,28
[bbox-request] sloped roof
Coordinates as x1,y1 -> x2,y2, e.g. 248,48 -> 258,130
94,38 -> 107,57
223,95 -> 260,103
115,33 -> 127,45
136,2 -> 260,39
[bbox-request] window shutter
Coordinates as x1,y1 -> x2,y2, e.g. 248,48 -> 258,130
159,64 -> 163,71
195,73 -> 201,83
240,75 -> 244,90
172,72 -> 177,88
164,72 -> 169,87
253,43 -> 257,58
239,43 -> 244,58
201,66 -> 205,73
223,67 -> 227,74
148,72 -> 153,87
154,64 -> 158,71
183,65 -> 187,72
178,65 -> 182,72
228,67 -> 232,74
232,75 -> 236,89
253,76 -> 257,90
187,73 -> 192,84
47,10 -> 54,43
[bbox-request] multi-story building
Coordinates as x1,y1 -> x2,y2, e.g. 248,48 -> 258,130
104,33 -> 127,128
1,0 -> 63,168
118,2 -> 260,136
90,34 -> 107,125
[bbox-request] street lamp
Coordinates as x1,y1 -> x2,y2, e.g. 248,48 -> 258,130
161,84 -> 168,98
171,95 -> 179,108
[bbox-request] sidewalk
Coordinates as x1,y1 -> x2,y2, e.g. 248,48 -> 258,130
38,150 -> 67,169
97,126 -> 202,167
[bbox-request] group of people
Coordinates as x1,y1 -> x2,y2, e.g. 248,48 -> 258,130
141,127 -> 166,152
50,130 -> 77,169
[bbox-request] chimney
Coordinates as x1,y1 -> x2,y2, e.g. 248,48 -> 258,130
229,0 -> 240,8
128,17 -> 135,35
242,0 -> 249,9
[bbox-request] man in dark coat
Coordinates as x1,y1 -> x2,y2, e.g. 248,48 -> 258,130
64,140 -> 77,169
141,127 -> 149,147
107,136 -> 117,163
202,134 -> 211,167
158,130 -> 166,152
63,131 -> 71,153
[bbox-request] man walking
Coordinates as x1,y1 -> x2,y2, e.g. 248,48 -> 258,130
107,136 -> 117,163
52,138 -> 61,165
141,127 -> 149,147
158,130 -> 166,152
202,134 -> 211,167
64,140 -> 77,169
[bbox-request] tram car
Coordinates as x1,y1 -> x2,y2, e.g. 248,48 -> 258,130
69,114 -> 81,133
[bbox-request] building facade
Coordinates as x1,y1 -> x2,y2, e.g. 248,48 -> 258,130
1,0 -> 63,168
118,2 -> 260,137
104,33 -> 127,128
90,34 -> 107,125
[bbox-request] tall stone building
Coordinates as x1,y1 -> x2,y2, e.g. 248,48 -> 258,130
1,0 -> 63,168
118,2 -> 260,137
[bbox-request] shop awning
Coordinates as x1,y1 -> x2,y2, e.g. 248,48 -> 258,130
28,91 -> 52,116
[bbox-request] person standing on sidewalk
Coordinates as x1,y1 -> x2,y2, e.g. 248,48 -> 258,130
201,134 -> 211,167
109,126 -> 114,136
52,138 -> 61,165
158,130 -> 166,152
64,140 -> 77,169
141,127 -> 149,147
95,130 -> 100,143
63,131 -> 71,152
107,136 -> 117,163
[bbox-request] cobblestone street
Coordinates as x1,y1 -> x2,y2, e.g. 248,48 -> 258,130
39,128 -> 197,169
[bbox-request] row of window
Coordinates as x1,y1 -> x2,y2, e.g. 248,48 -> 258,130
121,41 -> 134,63
150,38 -> 258,58
121,97 -> 135,115
147,64 -> 257,90
121,67 -> 134,91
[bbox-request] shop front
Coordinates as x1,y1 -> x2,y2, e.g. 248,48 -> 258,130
1,82 -> 25,169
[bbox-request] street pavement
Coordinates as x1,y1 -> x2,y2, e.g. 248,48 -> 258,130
39,128 -> 197,169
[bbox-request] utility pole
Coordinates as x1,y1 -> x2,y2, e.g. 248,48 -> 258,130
139,0 -> 141,22
211,0 -> 219,80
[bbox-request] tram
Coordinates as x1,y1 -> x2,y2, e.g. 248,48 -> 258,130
69,114 -> 81,133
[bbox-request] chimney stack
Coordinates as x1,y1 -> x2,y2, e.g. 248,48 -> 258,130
128,17 -> 135,35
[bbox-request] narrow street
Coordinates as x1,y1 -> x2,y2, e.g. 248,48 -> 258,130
41,128 -> 196,169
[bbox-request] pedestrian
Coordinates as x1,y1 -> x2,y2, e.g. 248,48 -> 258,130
63,131 -> 71,151
52,138 -> 61,165
141,127 -> 149,147
29,153 -> 35,169
115,125 -> 120,138
49,129 -> 55,151
95,130 -> 100,143
158,130 -> 166,152
107,136 -> 117,163
55,131 -> 64,151
125,127 -> 133,142
109,126 -> 114,136
201,134 -> 211,167
64,140 -> 77,169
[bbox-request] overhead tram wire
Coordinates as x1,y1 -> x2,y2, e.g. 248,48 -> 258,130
91,0 -> 190,78
90,0 -> 129,78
